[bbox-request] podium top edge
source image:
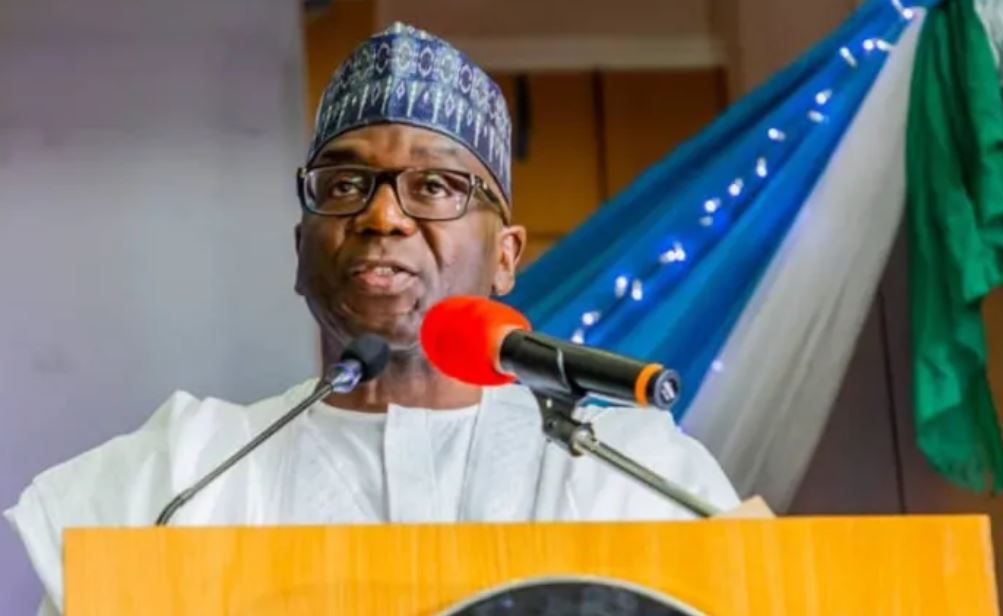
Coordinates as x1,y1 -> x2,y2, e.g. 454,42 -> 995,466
63,514 -> 993,534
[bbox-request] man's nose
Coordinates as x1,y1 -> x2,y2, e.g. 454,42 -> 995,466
349,183 -> 418,236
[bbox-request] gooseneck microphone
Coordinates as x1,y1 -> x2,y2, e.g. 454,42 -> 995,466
420,296 -> 679,410
155,334 -> 390,525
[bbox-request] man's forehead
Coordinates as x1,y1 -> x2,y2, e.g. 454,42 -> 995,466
318,125 -> 465,162
316,125 -> 505,198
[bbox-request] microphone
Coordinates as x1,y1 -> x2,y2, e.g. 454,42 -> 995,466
155,334 -> 390,525
420,296 -> 679,410
421,297 -> 720,517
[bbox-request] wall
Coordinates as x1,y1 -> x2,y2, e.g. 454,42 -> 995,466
497,70 -> 728,261
375,0 -> 713,37
304,1 -> 376,118
988,289 -> 1003,417
0,1 -> 314,612
712,0 -> 859,96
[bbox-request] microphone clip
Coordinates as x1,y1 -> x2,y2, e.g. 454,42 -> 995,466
529,389 -> 721,518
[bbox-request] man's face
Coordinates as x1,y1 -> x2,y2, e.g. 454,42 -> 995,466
295,124 -> 525,352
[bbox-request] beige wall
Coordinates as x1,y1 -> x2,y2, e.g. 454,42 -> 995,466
712,0 -> 858,96
321,0 -> 855,97
375,0 -> 713,37
304,1 -> 375,115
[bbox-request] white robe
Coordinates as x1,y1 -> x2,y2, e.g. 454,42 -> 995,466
6,380 -> 739,614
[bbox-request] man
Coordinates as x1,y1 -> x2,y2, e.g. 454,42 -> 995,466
7,23 -> 739,615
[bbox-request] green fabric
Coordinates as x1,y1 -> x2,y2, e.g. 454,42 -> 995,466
907,0 -> 1003,490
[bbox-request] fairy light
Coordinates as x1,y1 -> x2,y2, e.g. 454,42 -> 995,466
756,157 -> 768,178
891,0 -> 914,20
614,275 -> 629,298
659,242 -> 687,264
711,360 -> 724,373
630,279 -> 644,301
840,46 -> 858,68
571,20 -> 900,353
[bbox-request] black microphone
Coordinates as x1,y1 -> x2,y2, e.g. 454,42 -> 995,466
500,330 -> 680,410
420,297 -> 680,410
421,298 -> 725,518
155,334 -> 390,525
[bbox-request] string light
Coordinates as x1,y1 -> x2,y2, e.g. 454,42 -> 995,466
840,46 -> 858,68
659,242 -> 687,264
756,157 -> 768,178
711,360 -> 724,373
614,275 -> 629,298
863,38 -> 893,53
630,279 -> 644,301
562,14 -> 899,359
890,0 -> 915,20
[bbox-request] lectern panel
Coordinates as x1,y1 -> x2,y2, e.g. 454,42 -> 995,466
65,516 -> 997,615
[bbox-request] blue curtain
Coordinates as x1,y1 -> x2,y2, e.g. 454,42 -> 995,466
506,0 -> 935,416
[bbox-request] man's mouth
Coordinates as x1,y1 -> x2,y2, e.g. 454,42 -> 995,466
348,260 -> 417,294
357,265 -> 404,276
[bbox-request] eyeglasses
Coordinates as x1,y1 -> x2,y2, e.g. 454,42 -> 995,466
297,165 -> 509,224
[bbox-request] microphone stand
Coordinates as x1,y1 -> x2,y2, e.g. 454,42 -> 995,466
526,359 -> 721,519
154,362 -> 363,526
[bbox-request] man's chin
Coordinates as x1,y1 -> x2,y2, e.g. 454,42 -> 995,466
336,312 -> 422,351
363,322 -> 421,350
310,296 -> 426,352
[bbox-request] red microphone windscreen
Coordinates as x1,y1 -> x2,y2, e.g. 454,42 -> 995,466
420,296 -> 531,386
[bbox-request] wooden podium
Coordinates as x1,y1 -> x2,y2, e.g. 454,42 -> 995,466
65,516 -> 998,615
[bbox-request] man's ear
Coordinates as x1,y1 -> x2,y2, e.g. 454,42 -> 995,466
492,224 -> 526,296
294,223 -> 302,253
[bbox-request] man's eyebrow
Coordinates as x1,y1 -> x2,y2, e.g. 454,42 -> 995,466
314,147 -> 366,165
409,144 -> 463,162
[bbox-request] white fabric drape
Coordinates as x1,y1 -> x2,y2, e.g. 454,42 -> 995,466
682,15 -> 925,510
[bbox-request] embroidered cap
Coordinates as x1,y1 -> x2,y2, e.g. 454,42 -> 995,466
308,22 -> 513,203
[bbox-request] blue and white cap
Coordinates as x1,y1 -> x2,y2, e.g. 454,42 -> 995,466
308,22 -> 513,202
